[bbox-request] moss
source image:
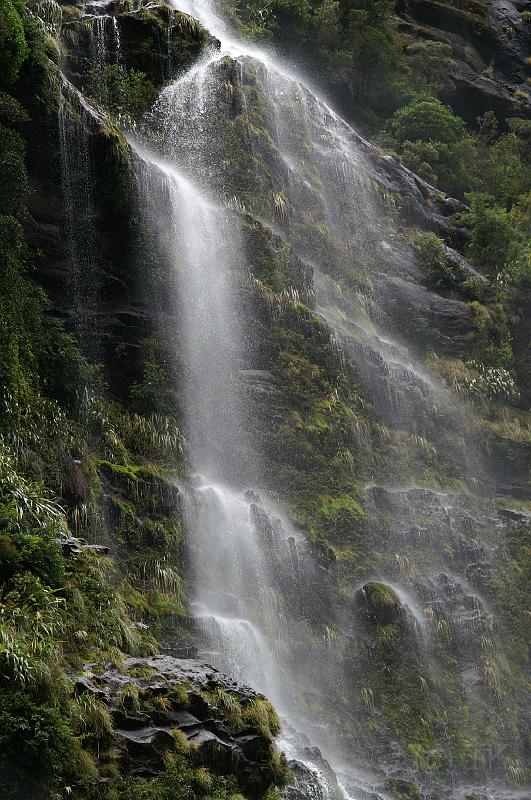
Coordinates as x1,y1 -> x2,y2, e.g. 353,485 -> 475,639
358,582 -> 402,624
319,493 -> 364,520
387,779 -> 422,800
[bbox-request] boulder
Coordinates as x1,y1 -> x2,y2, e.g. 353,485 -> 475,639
74,655 -> 279,797
356,582 -> 405,627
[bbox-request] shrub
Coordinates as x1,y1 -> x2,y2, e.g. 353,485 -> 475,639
413,232 -> 455,289
382,95 -> 465,147
0,690 -> 74,797
0,0 -> 28,88
460,193 -> 521,278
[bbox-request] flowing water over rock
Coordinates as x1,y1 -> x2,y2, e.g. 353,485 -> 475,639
67,0 -> 529,796
58,76 -> 102,358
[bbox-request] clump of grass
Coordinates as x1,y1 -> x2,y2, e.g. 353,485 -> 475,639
115,682 -> 140,714
71,692 -> 114,741
268,748 -> 291,786
127,664 -> 158,678
170,682 -> 190,705
242,698 -> 281,740
172,728 -> 195,755
153,694 -> 172,713
193,766 -> 213,791
207,686 -> 244,728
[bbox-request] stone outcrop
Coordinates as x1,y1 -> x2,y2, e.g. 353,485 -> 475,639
74,655 -> 281,796
395,0 -> 531,124
378,274 -> 475,349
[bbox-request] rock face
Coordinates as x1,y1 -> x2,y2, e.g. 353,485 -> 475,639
75,656 -> 280,796
359,146 -> 467,234
396,0 -> 531,124
62,0 -> 209,91
378,275 -> 475,350
24,2 -> 210,403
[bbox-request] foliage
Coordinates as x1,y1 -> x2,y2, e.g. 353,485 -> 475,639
404,41 -> 454,96
117,754 -> 244,800
459,361 -> 520,403
458,193 -> 531,283
87,63 -> 158,125
382,95 -> 465,147
0,0 -> 28,87
413,232 -> 456,290
38,319 -> 90,408
0,689 -> 75,797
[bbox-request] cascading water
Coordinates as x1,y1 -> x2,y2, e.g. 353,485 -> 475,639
58,77 -> 101,358
70,1 -> 529,797
133,139 -> 350,796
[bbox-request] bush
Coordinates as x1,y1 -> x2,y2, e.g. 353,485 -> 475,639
0,690 -> 74,798
38,319 -> 89,407
382,95 -> 465,147
0,121 -> 27,215
459,193 -> 530,282
0,0 -> 28,88
12,526 -> 66,588
413,232 -> 456,289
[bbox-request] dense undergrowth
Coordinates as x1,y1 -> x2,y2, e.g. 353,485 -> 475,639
0,0 -> 530,796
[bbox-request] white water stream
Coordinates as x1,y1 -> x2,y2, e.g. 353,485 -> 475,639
60,1 -> 528,796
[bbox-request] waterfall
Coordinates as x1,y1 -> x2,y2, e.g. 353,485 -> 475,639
74,0 -> 528,797
135,148 -> 246,479
58,76 -> 101,359
133,138 -> 357,793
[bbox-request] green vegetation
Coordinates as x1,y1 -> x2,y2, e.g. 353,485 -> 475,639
87,63 -> 159,126
0,0 -> 530,795
118,754 -> 247,800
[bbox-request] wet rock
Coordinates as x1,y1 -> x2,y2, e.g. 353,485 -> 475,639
442,245 -> 495,300
284,761 -> 329,800
59,535 -> 110,555
284,753 -> 342,800
356,582 -> 405,627
378,275 -> 475,347
498,507 -> 531,523
116,725 -> 176,759
74,656 -> 278,797
359,145 -> 467,235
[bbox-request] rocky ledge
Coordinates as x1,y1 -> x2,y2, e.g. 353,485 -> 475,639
73,655 -> 286,797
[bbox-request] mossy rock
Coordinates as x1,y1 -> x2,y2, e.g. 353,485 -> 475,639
387,778 -> 422,800
356,582 -> 405,626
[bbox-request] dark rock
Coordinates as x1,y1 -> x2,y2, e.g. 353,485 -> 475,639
74,655 -> 278,797
116,726 -> 176,759
498,508 -> 531,522
442,245 -> 495,300
284,755 -> 341,800
356,582 -> 405,627
59,535 -> 110,555
378,274 -> 475,347
357,145 -> 467,235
